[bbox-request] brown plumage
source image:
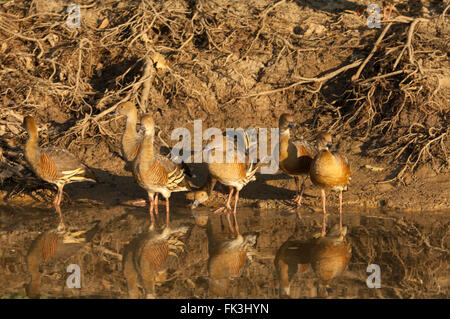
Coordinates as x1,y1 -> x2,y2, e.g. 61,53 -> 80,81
122,226 -> 189,298
207,233 -> 257,297
204,134 -> 260,235
310,132 -> 352,236
22,116 -> 97,230
278,114 -> 313,208
26,225 -> 97,298
188,174 -> 216,209
116,101 -> 142,163
133,114 -> 190,230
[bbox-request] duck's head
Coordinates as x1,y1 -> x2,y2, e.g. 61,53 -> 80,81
115,101 -> 137,117
316,132 -> 333,151
140,114 -> 155,136
279,113 -> 296,131
23,116 -> 38,136
190,190 -> 209,209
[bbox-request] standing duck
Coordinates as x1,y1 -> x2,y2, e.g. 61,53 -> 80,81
278,113 -> 314,208
22,116 -> 97,230
133,114 -> 191,230
309,132 -> 351,236
204,134 -> 260,235
115,102 -> 193,208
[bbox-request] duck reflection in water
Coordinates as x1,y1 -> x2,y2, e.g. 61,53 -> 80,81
26,223 -> 98,298
205,213 -> 257,297
122,225 -> 190,299
275,224 -> 351,298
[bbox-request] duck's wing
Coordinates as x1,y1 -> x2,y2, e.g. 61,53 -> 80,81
154,154 -> 189,190
40,147 -> 97,182
291,138 -> 315,158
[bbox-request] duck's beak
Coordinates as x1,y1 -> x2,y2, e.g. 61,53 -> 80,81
287,122 -> 297,129
327,142 -> 335,152
191,199 -> 200,209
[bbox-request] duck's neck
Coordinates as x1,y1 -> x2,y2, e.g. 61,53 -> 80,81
122,112 -> 139,160
136,133 -> 155,171
279,129 -> 290,161
25,130 -> 41,167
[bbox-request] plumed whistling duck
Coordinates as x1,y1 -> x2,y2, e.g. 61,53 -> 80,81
23,116 -> 97,230
310,132 -> 351,237
204,134 -> 260,235
278,113 -> 314,208
189,174 -> 216,209
116,102 -> 194,209
133,114 -> 191,231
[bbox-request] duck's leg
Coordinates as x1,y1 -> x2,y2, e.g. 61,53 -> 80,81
231,189 -> 240,235
213,187 -> 234,234
338,190 -> 343,236
54,185 -> 65,231
295,176 -> 307,206
148,193 -> 155,231
165,197 -> 170,229
292,176 -> 300,203
154,194 -> 159,223
213,186 -> 234,215
287,176 -> 305,208
321,189 -> 327,237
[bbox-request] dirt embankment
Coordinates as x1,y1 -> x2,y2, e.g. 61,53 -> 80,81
0,0 -> 449,211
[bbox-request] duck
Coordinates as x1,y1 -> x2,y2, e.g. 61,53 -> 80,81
189,174 -> 216,210
278,113 -> 314,208
309,132 -> 351,236
122,225 -> 189,298
202,134 -> 260,235
132,114 -> 192,230
22,116 -> 97,230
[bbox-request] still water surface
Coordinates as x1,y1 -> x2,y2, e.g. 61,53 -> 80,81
0,205 -> 448,298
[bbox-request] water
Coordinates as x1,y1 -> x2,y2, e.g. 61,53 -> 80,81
0,204 -> 448,298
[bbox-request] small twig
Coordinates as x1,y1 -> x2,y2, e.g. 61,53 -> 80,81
140,56 -> 155,113
352,22 -> 393,82
242,0 -> 286,58
240,59 -> 362,99
440,5 -> 450,21
0,20 -> 45,59
359,70 -> 409,84
405,18 -> 427,66
92,244 -> 123,261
